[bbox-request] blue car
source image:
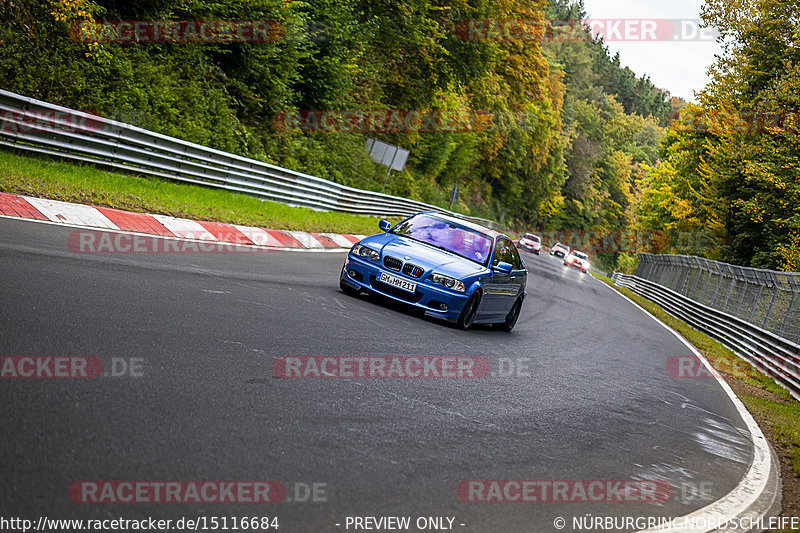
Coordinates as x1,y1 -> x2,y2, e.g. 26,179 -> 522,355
339,212 -> 527,331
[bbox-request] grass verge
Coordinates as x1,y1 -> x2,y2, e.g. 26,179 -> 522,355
591,271 -> 800,532
0,149 -> 393,235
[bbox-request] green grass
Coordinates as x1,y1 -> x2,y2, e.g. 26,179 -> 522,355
0,149 -> 394,235
592,271 -> 800,482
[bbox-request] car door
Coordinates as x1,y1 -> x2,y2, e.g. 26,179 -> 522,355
480,238 -> 516,318
508,245 -> 527,310
497,239 -> 526,314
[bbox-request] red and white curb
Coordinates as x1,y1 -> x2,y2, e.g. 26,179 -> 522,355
0,193 -> 365,251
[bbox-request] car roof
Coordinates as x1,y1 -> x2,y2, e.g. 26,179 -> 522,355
418,211 -> 504,240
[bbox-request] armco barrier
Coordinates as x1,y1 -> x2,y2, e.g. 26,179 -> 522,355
611,271 -> 800,401
0,89 -> 499,227
635,253 -> 800,342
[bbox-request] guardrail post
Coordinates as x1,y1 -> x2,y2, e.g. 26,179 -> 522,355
668,261 -> 678,288
748,284 -> 764,322
711,272 -> 724,307
700,269 -> 713,302
690,258 -> 703,297
722,270 -> 736,310
636,254 -> 649,279
780,291 -> 798,336
735,280 -> 749,317
682,258 -> 696,295
762,285 -> 779,329
673,262 -> 684,289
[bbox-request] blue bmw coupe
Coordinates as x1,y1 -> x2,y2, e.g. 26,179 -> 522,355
339,212 -> 527,331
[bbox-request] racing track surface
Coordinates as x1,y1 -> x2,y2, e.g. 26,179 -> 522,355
0,217 -> 755,532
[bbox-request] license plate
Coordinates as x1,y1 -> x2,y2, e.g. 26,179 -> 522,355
379,272 -> 417,293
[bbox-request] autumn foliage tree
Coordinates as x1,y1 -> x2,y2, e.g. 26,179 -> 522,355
636,0 -> 800,270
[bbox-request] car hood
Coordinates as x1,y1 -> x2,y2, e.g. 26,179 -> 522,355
360,233 -> 489,279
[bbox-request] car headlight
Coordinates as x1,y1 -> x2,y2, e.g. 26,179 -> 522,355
352,244 -> 380,262
430,273 -> 466,292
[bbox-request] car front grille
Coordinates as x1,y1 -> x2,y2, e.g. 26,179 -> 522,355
402,263 -> 424,279
383,256 -> 402,271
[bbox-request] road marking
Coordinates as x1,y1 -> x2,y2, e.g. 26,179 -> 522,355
595,278 -> 780,533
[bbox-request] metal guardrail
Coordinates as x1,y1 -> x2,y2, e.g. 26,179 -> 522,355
0,89 -> 500,228
635,253 -> 800,343
610,271 -> 800,401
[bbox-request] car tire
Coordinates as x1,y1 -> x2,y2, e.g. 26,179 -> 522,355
498,295 -> 523,332
457,290 -> 481,330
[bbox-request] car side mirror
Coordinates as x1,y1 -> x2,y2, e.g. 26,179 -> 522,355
494,261 -> 513,273
378,219 -> 391,232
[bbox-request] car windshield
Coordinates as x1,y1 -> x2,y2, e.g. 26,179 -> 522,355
391,214 -> 493,265
574,252 -> 588,260
524,233 -> 540,242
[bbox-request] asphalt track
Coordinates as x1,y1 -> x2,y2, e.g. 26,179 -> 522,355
0,217 -> 756,532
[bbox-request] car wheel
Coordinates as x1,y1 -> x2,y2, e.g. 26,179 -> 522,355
498,295 -> 523,332
457,290 -> 481,330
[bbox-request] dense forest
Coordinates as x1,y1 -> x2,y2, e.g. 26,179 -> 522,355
635,0 -> 800,271
3,0 -> 795,272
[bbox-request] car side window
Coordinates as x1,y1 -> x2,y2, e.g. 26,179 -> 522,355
492,239 -> 506,267
492,238 -> 518,268
509,245 -> 521,270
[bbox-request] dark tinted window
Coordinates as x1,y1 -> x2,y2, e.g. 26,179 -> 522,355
492,238 -> 520,269
509,244 -> 522,269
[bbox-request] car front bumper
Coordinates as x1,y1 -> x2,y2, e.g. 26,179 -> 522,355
340,255 -> 470,322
